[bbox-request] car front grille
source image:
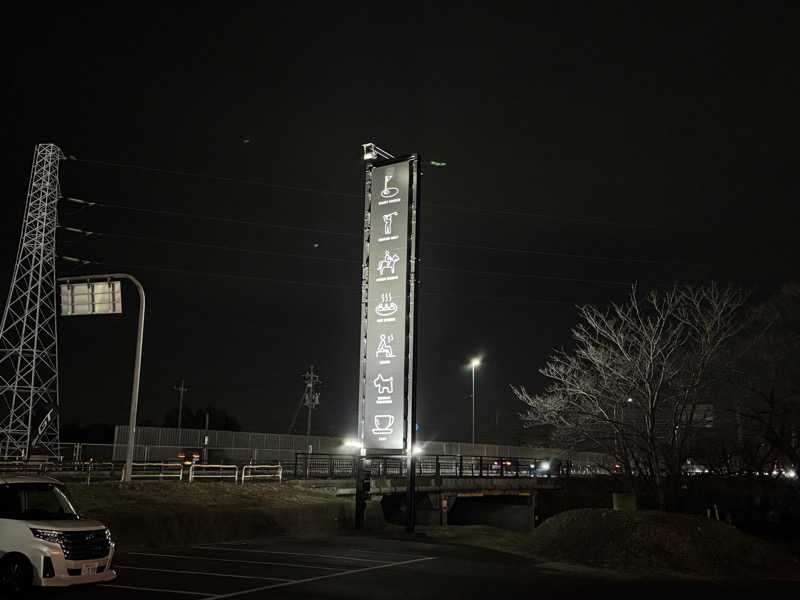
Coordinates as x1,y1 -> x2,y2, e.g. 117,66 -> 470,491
60,529 -> 110,560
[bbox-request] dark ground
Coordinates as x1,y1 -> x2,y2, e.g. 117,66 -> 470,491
24,532 -> 800,600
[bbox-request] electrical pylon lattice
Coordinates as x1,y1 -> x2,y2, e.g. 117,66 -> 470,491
0,143 -> 64,459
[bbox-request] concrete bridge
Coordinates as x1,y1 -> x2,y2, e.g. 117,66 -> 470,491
291,453 -> 569,531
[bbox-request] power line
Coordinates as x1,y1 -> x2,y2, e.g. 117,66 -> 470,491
422,201 -> 656,230
61,197 -> 361,239
69,156 -> 657,229
426,240 -> 703,267
56,256 -> 592,305
423,265 -> 632,287
62,196 -> 691,266
58,256 -> 357,291
58,226 -> 361,265
69,157 -> 360,199
58,227 -> 637,286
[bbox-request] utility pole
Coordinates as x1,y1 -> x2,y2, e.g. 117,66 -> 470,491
173,379 -> 188,440
202,411 -> 210,464
302,365 -> 321,454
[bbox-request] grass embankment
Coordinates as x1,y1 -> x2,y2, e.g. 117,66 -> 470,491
66,482 -> 377,549
413,509 -> 800,580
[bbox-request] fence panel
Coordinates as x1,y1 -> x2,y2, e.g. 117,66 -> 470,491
112,426 -> 614,468
241,464 -> 282,484
189,464 -> 238,483
122,462 -> 183,481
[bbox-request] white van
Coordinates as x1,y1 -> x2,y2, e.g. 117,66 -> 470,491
0,475 -> 116,593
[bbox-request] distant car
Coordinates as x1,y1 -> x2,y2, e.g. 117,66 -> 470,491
176,449 -> 201,466
530,459 -> 562,477
0,475 -> 116,593
489,459 -> 513,474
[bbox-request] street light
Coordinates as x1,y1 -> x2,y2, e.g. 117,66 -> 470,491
470,358 -> 480,445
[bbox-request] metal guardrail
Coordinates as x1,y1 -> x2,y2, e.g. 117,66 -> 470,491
68,461 -> 116,484
189,463 -> 238,483
0,461 -> 51,475
241,464 -> 282,484
120,462 -> 184,481
4,453 -> 570,483
1,460 -> 120,483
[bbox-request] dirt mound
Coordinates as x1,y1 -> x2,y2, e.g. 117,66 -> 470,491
530,508 -> 799,577
66,482 -> 384,548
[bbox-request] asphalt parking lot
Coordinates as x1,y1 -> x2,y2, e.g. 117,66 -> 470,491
34,535 -> 448,600
27,533 -> 800,599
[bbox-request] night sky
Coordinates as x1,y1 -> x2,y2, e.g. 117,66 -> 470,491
3,4 -> 798,444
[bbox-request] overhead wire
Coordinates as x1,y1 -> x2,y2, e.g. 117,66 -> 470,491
58,226 -> 637,286
61,197 -> 693,266
425,240 -> 702,266
69,157 -> 360,199
58,226 -> 361,265
57,256 -> 586,306
68,155 -> 658,229
423,265 -> 632,287
58,256 -> 356,291
61,197 -> 361,239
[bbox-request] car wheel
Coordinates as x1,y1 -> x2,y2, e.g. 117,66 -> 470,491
0,554 -> 33,595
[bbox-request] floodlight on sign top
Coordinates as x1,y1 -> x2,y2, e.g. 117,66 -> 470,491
362,142 -> 394,161
362,143 -> 377,160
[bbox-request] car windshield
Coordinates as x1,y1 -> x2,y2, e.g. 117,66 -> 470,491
0,483 -> 79,520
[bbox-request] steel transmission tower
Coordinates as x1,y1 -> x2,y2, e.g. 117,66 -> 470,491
0,143 -> 65,459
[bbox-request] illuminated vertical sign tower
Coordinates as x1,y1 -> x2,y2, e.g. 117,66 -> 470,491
357,154 -> 420,453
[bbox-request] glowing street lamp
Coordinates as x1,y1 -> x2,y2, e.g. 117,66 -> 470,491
470,358 -> 480,445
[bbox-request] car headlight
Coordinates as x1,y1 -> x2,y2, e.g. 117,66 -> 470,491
30,528 -> 62,544
105,528 -> 113,543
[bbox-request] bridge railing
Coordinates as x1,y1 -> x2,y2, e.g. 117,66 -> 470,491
291,453 -> 571,479
292,453 -> 357,479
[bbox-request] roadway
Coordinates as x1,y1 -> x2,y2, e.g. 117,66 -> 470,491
25,533 -> 798,599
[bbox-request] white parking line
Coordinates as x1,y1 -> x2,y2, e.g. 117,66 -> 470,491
117,565 -> 294,582
195,546 -> 387,563
204,556 -> 437,600
348,548 -> 428,559
99,583 -> 212,596
126,551 -> 343,571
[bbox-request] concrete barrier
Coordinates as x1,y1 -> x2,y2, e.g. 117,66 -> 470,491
612,492 -> 637,511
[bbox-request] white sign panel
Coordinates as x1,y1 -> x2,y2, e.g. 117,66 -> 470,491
359,156 -> 419,453
60,281 -> 122,316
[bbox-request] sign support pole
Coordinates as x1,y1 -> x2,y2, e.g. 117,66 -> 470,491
57,273 -> 145,482
354,457 -> 366,529
405,154 -> 421,533
406,454 -> 417,532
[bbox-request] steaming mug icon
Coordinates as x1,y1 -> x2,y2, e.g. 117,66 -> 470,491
372,414 -> 395,435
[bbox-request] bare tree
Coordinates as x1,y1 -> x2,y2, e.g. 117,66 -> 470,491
730,283 -> 800,470
512,283 -> 749,509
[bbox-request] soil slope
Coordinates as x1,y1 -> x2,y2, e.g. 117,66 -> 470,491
528,508 -> 799,577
